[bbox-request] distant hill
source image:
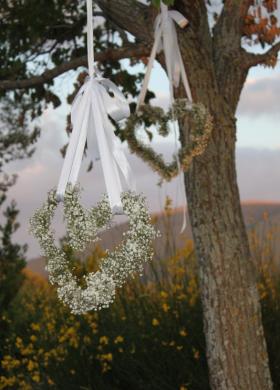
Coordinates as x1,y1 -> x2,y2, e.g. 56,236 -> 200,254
26,202 -> 280,278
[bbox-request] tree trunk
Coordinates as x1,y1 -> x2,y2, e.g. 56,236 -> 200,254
96,2 -> 274,388
184,110 -> 273,389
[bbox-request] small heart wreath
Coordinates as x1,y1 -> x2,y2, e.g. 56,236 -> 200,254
30,186 -> 158,314
122,101 -> 213,181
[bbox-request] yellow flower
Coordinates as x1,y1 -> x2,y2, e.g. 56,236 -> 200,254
0,375 -> 17,387
47,323 -> 54,332
160,291 -> 168,299
31,323 -> 40,332
97,353 -> 113,362
152,318 -> 160,326
32,373 -> 40,383
193,348 -> 200,360
169,341 -> 175,347
99,336 -> 109,345
180,385 -> 188,390
90,322 -> 98,334
15,337 -> 23,349
58,335 -> 66,344
177,293 -> 187,301
177,346 -> 183,351
30,335 -> 37,343
179,328 -> 188,337
83,336 -> 91,345
1,355 -> 21,371
162,303 -> 170,313
21,344 -> 34,356
27,360 -> 36,372
47,377 -> 55,386
101,361 -> 111,373
104,353 -> 113,362
70,369 -> 76,375
114,336 -> 124,344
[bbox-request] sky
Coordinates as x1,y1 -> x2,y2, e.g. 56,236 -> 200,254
2,38 -> 280,259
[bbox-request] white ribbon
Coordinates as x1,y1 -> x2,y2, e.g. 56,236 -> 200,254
137,3 -> 192,110
137,3 -> 191,232
57,0 -> 134,213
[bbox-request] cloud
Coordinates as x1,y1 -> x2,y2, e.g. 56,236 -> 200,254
237,73 -> 280,117
3,84 -> 280,259
148,71 -> 280,119
5,136 -> 280,259
237,148 -> 280,200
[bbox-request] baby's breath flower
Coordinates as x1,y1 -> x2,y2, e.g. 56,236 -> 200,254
30,186 -> 158,315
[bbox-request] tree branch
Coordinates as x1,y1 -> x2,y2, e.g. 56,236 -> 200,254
211,1 -> 252,110
96,0 -> 153,42
0,44 -> 150,91
242,41 -> 280,68
213,1 -> 252,54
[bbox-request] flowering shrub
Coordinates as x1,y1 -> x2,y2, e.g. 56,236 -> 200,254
0,241 -> 209,390
1,207 -> 280,389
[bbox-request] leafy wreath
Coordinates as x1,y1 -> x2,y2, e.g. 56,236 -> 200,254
30,186 -> 158,315
121,101 -> 213,181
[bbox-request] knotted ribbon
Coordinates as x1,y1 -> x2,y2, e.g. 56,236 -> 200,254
57,0 -> 134,213
137,2 -> 192,110
137,2 -> 191,232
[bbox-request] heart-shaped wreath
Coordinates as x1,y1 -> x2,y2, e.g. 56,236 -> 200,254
122,101 -> 213,181
30,186 -> 158,314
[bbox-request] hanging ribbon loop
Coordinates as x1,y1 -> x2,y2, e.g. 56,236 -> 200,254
137,3 -> 191,110
57,0 -> 135,213
136,2 -> 191,232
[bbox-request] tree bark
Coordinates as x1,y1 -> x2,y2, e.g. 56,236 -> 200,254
184,109 -> 273,389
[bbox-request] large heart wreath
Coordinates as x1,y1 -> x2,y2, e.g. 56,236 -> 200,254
30,186 -> 157,314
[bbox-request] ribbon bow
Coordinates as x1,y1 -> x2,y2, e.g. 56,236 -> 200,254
137,3 -> 192,110
57,0 -> 134,213
57,75 -> 134,213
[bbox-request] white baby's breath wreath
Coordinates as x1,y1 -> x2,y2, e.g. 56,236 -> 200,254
30,186 -> 158,315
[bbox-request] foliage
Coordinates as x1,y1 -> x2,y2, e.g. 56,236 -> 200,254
1,208 -> 280,389
0,191 -> 27,351
0,205 -> 209,390
0,193 -> 26,312
0,0 -> 146,185
152,0 -> 175,7
244,1 -> 280,46
1,0 -> 280,187
0,97 -> 39,190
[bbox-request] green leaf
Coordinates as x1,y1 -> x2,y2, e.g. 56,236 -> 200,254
152,0 -> 175,7
163,0 -> 175,5
152,0 -> 161,7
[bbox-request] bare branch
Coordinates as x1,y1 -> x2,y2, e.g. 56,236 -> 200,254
213,1 -> 251,51
242,41 -> 280,69
211,1 -> 253,110
0,44 -> 150,91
